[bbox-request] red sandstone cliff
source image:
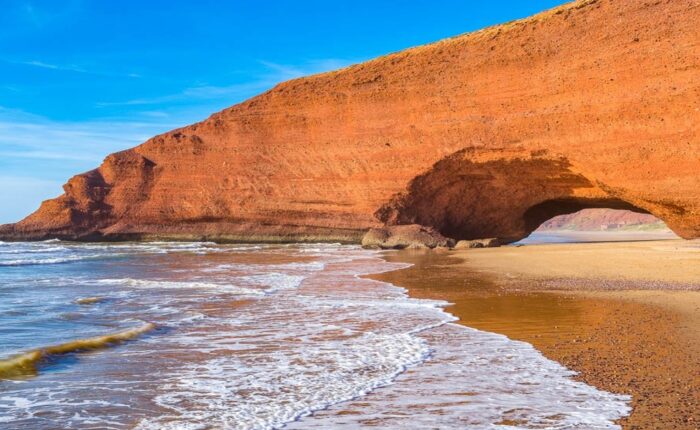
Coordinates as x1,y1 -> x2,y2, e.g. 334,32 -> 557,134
1,0 -> 699,243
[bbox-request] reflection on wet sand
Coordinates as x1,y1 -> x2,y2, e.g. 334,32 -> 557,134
374,252 -> 601,344
374,242 -> 700,430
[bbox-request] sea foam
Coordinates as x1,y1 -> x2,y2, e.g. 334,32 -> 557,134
0,255 -> 89,266
95,278 -> 265,296
0,242 -> 631,430
134,249 -> 630,430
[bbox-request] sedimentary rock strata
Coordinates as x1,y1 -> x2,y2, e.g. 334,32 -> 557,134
1,0 -> 699,243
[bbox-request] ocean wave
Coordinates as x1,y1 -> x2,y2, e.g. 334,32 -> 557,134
70,241 -> 238,256
0,244 -> 631,429
238,272 -> 306,293
96,278 -> 266,296
0,323 -> 155,379
277,261 -> 326,271
0,256 -> 90,267
0,246 -> 69,255
206,261 -> 327,274
136,332 -> 431,430
289,323 -> 631,429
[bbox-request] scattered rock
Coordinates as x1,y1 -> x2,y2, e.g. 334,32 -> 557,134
454,238 -> 501,249
362,225 -> 455,250
75,297 -> 104,305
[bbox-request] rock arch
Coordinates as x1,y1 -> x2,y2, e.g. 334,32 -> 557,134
375,149 -> 664,243
1,0 -> 699,243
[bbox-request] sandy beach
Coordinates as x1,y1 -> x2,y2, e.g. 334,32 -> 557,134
375,236 -> 700,430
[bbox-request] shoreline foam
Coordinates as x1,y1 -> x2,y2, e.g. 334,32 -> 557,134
0,241 -> 635,429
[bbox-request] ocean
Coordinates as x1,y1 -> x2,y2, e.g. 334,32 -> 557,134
0,240 -> 630,429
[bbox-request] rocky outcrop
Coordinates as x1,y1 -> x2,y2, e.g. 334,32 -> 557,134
1,0 -> 699,243
454,238 -> 501,249
361,225 -> 454,249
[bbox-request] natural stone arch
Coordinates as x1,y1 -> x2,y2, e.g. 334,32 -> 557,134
2,0 -> 699,243
375,149 -> 661,243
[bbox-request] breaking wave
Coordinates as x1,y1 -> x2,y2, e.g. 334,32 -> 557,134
0,255 -> 93,266
0,242 -> 631,429
95,278 -> 266,296
0,323 -> 155,379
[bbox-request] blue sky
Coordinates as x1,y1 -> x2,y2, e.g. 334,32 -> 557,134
0,0 -> 566,223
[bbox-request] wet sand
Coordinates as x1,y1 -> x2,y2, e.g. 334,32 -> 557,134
374,238 -> 700,430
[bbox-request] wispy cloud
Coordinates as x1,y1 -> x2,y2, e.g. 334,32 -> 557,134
19,60 -> 87,73
0,106 -> 179,162
140,110 -> 169,118
1,58 -> 359,162
0,106 -> 184,223
94,80 -> 271,107
96,58 -> 358,107
259,59 -> 355,79
2,58 -> 141,79
0,149 -> 98,162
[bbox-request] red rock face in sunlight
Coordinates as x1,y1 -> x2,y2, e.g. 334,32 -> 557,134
1,0 -> 698,243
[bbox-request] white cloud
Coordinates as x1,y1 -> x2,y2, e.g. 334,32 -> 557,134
96,58 -> 359,107
0,120 -> 165,161
0,107 -> 181,224
140,110 -> 169,118
0,106 -> 180,162
1,58 -> 142,79
20,60 -> 87,73
0,105 -> 186,223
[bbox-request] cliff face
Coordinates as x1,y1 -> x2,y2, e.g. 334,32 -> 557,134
2,0 -> 699,243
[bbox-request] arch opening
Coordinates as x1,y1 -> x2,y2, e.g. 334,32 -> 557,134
519,200 -> 678,244
376,149 -> 689,244
522,197 -> 651,234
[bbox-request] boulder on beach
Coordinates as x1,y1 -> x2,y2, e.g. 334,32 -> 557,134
362,225 -> 455,250
454,238 -> 501,249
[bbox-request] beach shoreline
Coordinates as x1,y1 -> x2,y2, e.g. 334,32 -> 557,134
372,238 -> 700,429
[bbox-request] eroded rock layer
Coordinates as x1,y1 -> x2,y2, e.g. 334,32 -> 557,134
1,0 -> 699,243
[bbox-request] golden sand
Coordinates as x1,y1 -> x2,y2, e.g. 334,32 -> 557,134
374,237 -> 700,430
456,238 -> 700,284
